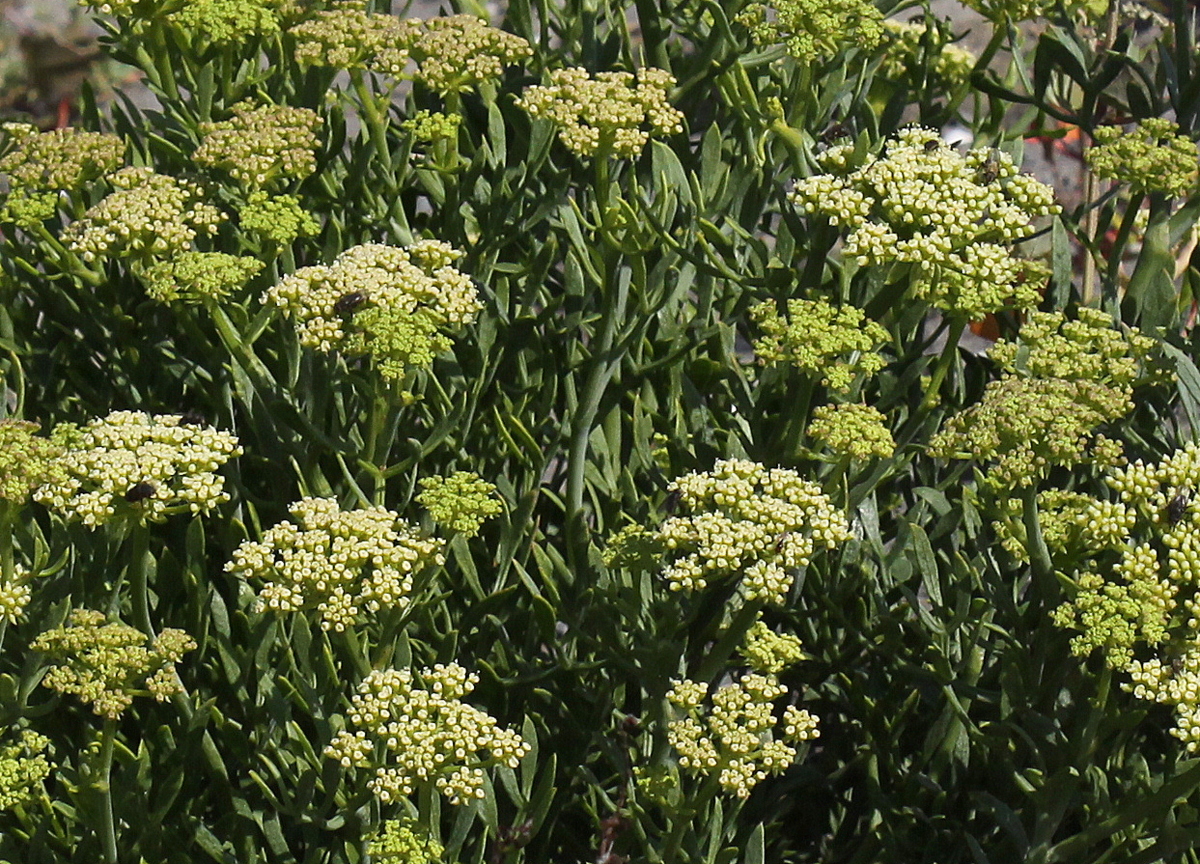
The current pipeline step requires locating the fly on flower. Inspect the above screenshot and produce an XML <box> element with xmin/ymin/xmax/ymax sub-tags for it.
<box><xmin>1168</xmin><ymin>487</ymin><xmax>1192</xmax><ymax>525</ymax></box>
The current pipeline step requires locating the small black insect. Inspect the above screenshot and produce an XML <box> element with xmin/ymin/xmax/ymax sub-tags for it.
<box><xmin>923</xmin><ymin>139</ymin><xmax>941</xmax><ymax>152</ymax></box>
<box><xmin>333</xmin><ymin>291</ymin><xmax>367</xmax><ymax>315</ymax></box>
<box><xmin>819</xmin><ymin>122</ymin><xmax>849</xmax><ymax>147</ymax></box>
<box><xmin>664</xmin><ymin>488</ymin><xmax>682</xmax><ymax>515</ymax></box>
<box><xmin>124</xmin><ymin>482</ymin><xmax>157</xmax><ymax>503</ymax></box>
<box><xmin>179</xmin><ymin>410</ymin><xmax>207</xmax><ymax>427</ymax></box>
<box><xmin>775</xmin><ymin>532</ymin><xmax>793</xmax><ymax>554</ymax></box>
<box><xmin>1169</xmin><ymin>488</ymin><xmax>1192</xmax><ymax>524</ymax></box>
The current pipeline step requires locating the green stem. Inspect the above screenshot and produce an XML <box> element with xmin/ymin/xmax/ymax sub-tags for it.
<box><xmin>920</xmin><ymin>316</ymin><xmax>966</xmax><ymax>411</ymax></box>
<box><xmin>564</xmin><ymin>252</ymin><xmax>628</xmax><ymax>525</ymax></box>
<box><xmin>128</xmin><ymin>523</ymin><xmax>155</xmax><ymax>639</ymax></box>
<box><xmin>660</xmin><ymin>773</ymin><xmax>721</xmax><ymax>864</ymax></box>
<box><xmin>1021</xmin><ymin>485</ymin><xmax>1055</xmax><ymax>602</ymax></box>
<box><xmin>98</xmin><ymin>718</ymin><xmax>118</xmax><ymax>864</ymax></box>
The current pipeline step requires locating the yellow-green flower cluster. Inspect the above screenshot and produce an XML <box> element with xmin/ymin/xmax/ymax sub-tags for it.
<box><xmin>808</xmin><ymin>403</ymin><xmax>895</xmax><ymax>460</ymax></box>
<box><xmin>737</xmin><ymin>0</ymin><xmax>885</xmax><ymax>62</ymax></box>
<box><xmin>140</xmin><ymin>251</ymin><xmax>264</xmax><ymax>304</ymax></box>
<box><xmin>989</xmin><ymin>307</ymin><xmax>1158</xmax><ymax>387</ymax></box>
<box><xmin>516</xmin><ymin>67</ymin><xmax>684</xmax><ymax>158</ymax></box>
<box><xmin>1040</xmin><ymin>443</ymin><xmax>1200</xmax><ymax>749</ymax></box>
<box><xmin>930</xmin><ymin>309</ymin><xmax>1154</xmax><ymax>488</ymax></box>
<box><xmin>657</xmin><ymin>459</ymin><xmax>850</xmax><ymax>604</ymax></box>
<box><xmin>62</xmin><ymin>168</ymin><xmax>224</xmax><ymax>264</ymax></box>
<box><xmin>171</xmin><ymin>0</ymin><xmax>282</xmax><ymax>43</ymax></box>
<box><xmin>1088</xmin><ymin>119</ymin><xmax>1199</xmax><ymax>198</ymax></box>
<box><xmin>0</xmin><ymin>420</ymin><xmax>66</xmax><ymax>503</ymax></box>
<box><xmin>34</xmin><ymin>411</ymin><xmax>242</xmax><ymax>527</ymax></box>
<box><xmin>751</xmin><ymin>298</ymin><xmax>887</xmax><ymax>391</ymax></box>
<box><xmin>263</xmin><ymin>241</ymin><xmax>482</xmax><ymax>378</ymax></box>
<box><xmin>880</xmin><ymin>20</ymin><xmax>975</xmax><ymax>89</ymax></box>
<box><xmin>289</xmin><ymin>3</ymin><xmax>411</xmax><ymax>76</ymax></box>
<box><xmin>0</xmin><ymin>565</ymin><xmax>33</xmax><ymax>626</ymax></box>
<box><xmin>929</xmin><ymin>376</ymin><xmax>1127</xmax><ymax>488</ymax></box>
<box><xmin>238</xmin><ymin>192</ymin><xmax>319</xmax><ymax>245</ymax></box>
<box><xmin>225</xmin><ymin>497</ymin><xmax>445</xmax><ymax>632</ymax></box>
<box><xmin>194</xmin><ymin>102</ymin><xmax>322</xmax><ymax>190</ymax></box>
<box><xmin>323</xmin><ymin>663</ymin><xmax>531</xmax><ymax>805</ymax></box>
<box><xmin>792</xmin><ymin>127</ymin><xmax>1059</xmax><ymax>317</ymax></box>
<box><xmin>993</xmin><ymin>488</ymin><xmax>1097</xmax><ymax>562</ymax></box>
<box><xmin>0</xmin><ymin>730</ymin><xmax>52</xmax><ymax>811</ymax></box>
<box><xmin>666</xmin><ymin>670</ymin><xmax>818</xmax><ymax>799</ymax></box>
<box><xmin>1</xmin><ymin>191</ymin><xmax>57</xmax><ymax>230</ymax></box>
<box><xmin>407</xmin><ymin>15</ymin><xmax>532</xmax><ymax>94</ymax></box>
<box><xmin>417</xmin><ymin>472</ymin><xmax>503</xmax><ymax>538</ymax></box>
<box><xmin>0</xmin><ymin>125</ymin><xmax>123</xmax><ymax>192</ymax></box>
<box><xmin>739</xmin><ymin>620</ymin><xmax>805</xmax><ymax>674</ymax></box>
<box><xmin>32</xmin><ymin>609</ymin><xmax>195</xmax><ymax>719</ymax></box>
<box><xmin>402</xmin><ymin>111</ymin><xmax>461</xmax><ymax>145</ymax></box>
<box><xmin>368</xmin><ymin>821</ymin><xmax>444</xmax><ymax>863</ymax></box>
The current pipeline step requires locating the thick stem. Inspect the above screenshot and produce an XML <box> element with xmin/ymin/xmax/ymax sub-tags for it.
<box><xmin>98</xmin><ymin>718</ymin><xmax>119</xmax><ymax>864</ymax></box>
<box><xmin>920</xmin><ymin>317</ymin><xmax>966</xmax><ymax>411</ymax></box>
<box><xmin>128</xmin><ymin>523</ymin><xmax>155</xmax><ymax>639</ymax></box>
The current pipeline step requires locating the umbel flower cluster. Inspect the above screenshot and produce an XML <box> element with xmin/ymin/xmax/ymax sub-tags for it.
<box><xmin>367</xmin><ymin>820</ymin><xmax>444</xmax><ymax>864</ymax></box>
<box><xmin>0</xmin><ymin>565</ymin><xmax>34</xmax><ymax>626</ymax></box>
<box><xmin>289</xmin><ymin>3</ymin><xmax>413</xmax><ymax>77</ymax></box>
<box><xmin>929</xmin><ymin>308</ymin><xmax>1156</xmax><ymax>489</ymax></box>
<box><xmin>323</xmin><ymin>663</ymin><xmax>531</xmax><ymax>805</ymax></box>
<box><xmin>263</xmin><ymin>241</ymin><xmax>482</xmax><ymax>379</ymax></box>
<box><xmin>417</xmin><ymin>472</ymin><xmax>503</xmax><ymax>538</ymax></box>
<box><xmin>32</xmin><ymin>609</ymin><xmax>196</xmax><ymax>719</ymax></box>
<box><xmin>664</xmin><ymin>622</ymin><xmax>818</xmax><ymax>798</ymax></box>
<box><xmin>140</xmin><ymin>251</ymin><xmax>265</xmax><ymax>304</ymax></box>
<box><xmin>194</xmin><ymin>102</ymin><xmax>322</xmax><ymax>190</ymax></box>
<box><xmin>737</xmin><ymin>0</ymin><xmax>885</xmax><ymax>63</ymax></box>
<box><xmin>880</xmin><ymin>20</ymin><xmax>975</xmax><ymax>89</ymax></box>
<box><xmin>808</xmin><ymin>403</ymin><xmax>895</xmax><ymax>460</ymax></box>
<box><xmin>1040</xmin><ymin>443</ymin><xmax>1200</xmax><ymax>750</ymax></box>
<box><xmin>751</xmin><ymin>298</ymin><xmax>887</xmax><ymax>391</ymax></box>
<box><xmin>404</xmin><ymin>14</ymin><xmax>532</xmax><ymax>94</ymax></box>
<box><xmin>239</xmin><ymin>192</ymin><xmax>319</xmax><ymax>245</ymax></box>
<box><xmin>0</xmin><ymin>420</ymin><xmax>66</xmax><ymax>504</ymax></box>
<box><xmin>0</xmin><ymin>125</ymin><xmax>124</xmax><ymax>229</ymax></box>
<box><xmin>225</xmin><ymin>497</ymin><xmax>445</xmax><ymax>632</ymax></box>
<box><xmin>62</xmin><ymin>168</ymin><xmax>224</xmax><ymax>264</ymax></box>
<box><xmin>0</xmin><ymin>125</ymin><xmax>123</xmax><ymax>192</ymax></box>
<box><xmin>1087</xmin><ymin>118</ymin><xmax>1200</xmax><ymax>198</ymax></box>
<box><xmin>169</xmin><ymin>0</ymin><xmax>284</xmax><ymax>44</ymax></box>
<box><xmin>516</xmin><ymin>67</ymin><xmax>684</xmax><ymax>158</ymax></box>
<box><xmin>0</xmin><ymin>730</ymin><xmax>53</xmax><ymax>812</ymax></box>
<box><xmin>34</xmin><ymin>411</ymin><xmax>242</xmax><ymax>527</ymax></box>
<box><xmin>791</xmin><ymin>127</ymin><xmax>1059</xmax><ymax>318</ymax></box>
<box><xmin>652</xmin><ymin>459</ymin><xmax>850</xmax><ymax>605</ymax></box>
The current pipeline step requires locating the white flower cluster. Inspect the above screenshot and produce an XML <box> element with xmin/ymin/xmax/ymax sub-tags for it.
<box><xmin>666</xmin><ymin>671</ymin><xmax>818</xmax><ymax>799</ymax></box>
<box><xmin>791</xmin><ymin>127</ymin><xmax>1059</xmax><ymax>317</ymax></box>
<box><xmin>516</xmin><ymin>67</ymin><xmax>684</xmax><ymax>158</ymax></box>
<box><xmin>225</xmin><ymin>497</ymin><xmax>445</xmax><ymax>632</ymax></box>
<box><xmin>34</xmin><ymin>412</ymin><xmax>241</xmax><ymax>527</ymax></box>
<box><xmin>323</xmin><ymin>663</ymin><xmax>531</xmax><ymax>805</ymax></box>
<box><xmin>263</xmin><ymin>241</ymin><xmax>481</xmax><ymax>378</ymax></box>
<box><xmin>658</xmin><ymin>459</ymin><xmax>849</xmax><ymax>604</ymax></box>
<box><xmin>62</xmin><ymin>168</ymin><xmax>224</xmax><ymax>263</ymax></box>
